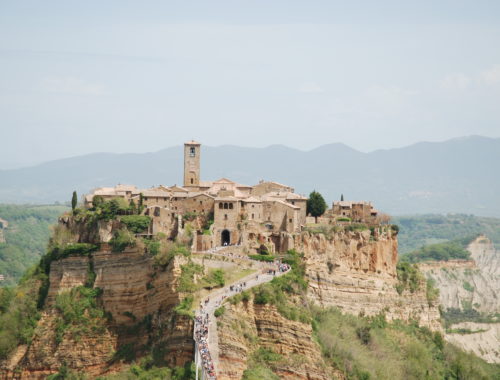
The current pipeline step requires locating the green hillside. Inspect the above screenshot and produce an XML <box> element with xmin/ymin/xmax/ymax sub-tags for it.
<box><xmin>393</xmin><ymin>214</ymin><xmax>500</xmax><ymax>254</ymax></box>
<box><xmin>0</xmin><ymin>204</ymin><xmax>68</xmax><ymax>286</ymax></box>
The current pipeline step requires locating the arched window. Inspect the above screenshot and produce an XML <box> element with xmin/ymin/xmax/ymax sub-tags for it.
<box><xmin>229</xmin><ymin>203</ymin><xmax>233</xmax><ymax>209</ymax></box>
<box><xmin>224</xmin><ymin>203</ymin><xmax>228</xmax><ymax>209</ymax></box>
<box><xmin>219</xmin><ymin>203</ymin><xmax>223</xmax><ymax>209</ymax></box>
<box><xmin>191</xmin><ymin>178</ymin><xmax>194</xmax><ymax>184</ymax></box>
<box><xmin>190</xmin><ymin>147</ymin><xmax>196</xmax><ymax>157</ymax></box>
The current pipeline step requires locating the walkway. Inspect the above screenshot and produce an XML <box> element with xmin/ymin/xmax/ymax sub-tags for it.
<box><xmin>193</xmin><ymin>250</ymin><xmax>290</xmax><ymax>380</ymax></box>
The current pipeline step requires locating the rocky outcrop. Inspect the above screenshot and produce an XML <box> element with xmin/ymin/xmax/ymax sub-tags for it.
<box><xmin>217</xmin><ymin>298</ymin><xmax>338</xmax><ymax>380</ymax></box>
<box><xmin>2</xmin><ymin>249</ymin><xmax>194</xmax><ymax>379</ymax></box>
<box><xmin>417</xmin><ymin>236</ymin><xmax>500</xmax><ymax>364</ymax></box>
<box><xmin>445</xmin><ymin>322</ymin><xmax>500</xmax><ymax>364</ymax></box>
<box><xmin>419</xmin><ymin>235</ymin><xmax>500</xmax><ymax>314</ymax></box>
<box><xmin>295</xmin><ymin>228</ymin><xmax>441</xmax><ymax>330</ymax></box>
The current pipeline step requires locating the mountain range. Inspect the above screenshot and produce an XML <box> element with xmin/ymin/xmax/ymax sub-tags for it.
<box><xmin>0</xmin><ymin>135</ymin><xmax>499</xmax><ymax>217</ymax></box>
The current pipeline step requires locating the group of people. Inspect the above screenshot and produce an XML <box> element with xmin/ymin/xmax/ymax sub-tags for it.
<box><xmin>193</xmin><ymin>260</ymin><xmax>291</xmax><ymax>379</ymax></box>
<box><xmin>194</xmin><ymin>310</ymin><xmax>217</xmax><ymax>379</ymax></box>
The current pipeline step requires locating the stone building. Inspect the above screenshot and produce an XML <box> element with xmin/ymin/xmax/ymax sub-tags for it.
<box><xmin>329</xmin><ymin>200</ymin><xmax>378</xmax><ymax>223</ymax></box>
<box><xmin>84</xmin><ymin>141</ymin><xmax>308</xmax><ymax>254</ymax></box>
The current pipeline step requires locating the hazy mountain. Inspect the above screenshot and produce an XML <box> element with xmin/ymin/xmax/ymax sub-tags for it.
<box><xmin>0</xmin><ymin>136</ymin><xmax>499</xmax><ymax>216</ymax></box>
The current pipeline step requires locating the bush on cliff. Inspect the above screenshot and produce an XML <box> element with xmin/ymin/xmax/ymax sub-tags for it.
<box><xmin>54</xmin><ymin>286</ymin><xmax>106</xmax><ymax>344</ymax></box>
<box><xmin>109</xmin><ymin>229</ymin><xmax>136</xmax><ymax>252</ymax></box>
<box><xmin>120</xmin><ymin>215</ymin><xmax>151</xmax><ymax>233</ymax></box>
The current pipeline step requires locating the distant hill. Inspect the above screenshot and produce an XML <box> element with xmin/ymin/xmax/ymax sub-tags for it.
<box><xmin>0</xmin><ymin>204</ymin><xmax>69</xmax><ymax>286</ymax></box>
<box><xmin>1</xmin><ymin>135</ymin><xmax>499</xmax><ymax>216</ymax></box>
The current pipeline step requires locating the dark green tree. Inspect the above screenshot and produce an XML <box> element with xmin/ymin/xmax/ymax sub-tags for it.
<box><xmin>307</xmin><ymin>191</ymin><xmax>327</xmax><ymax>222</ymax></box>
<box><xmin>129</xmin><ymin>199</ymin><xmax>137</xmax><ymax>214</ymax></box>
<box><xmin>341</xmin><ymin>194</ymin><xmax>344</xmax><ymax>201</ymax></box>
<box><xmin>138</xmin><ymin>193</ymin><xmax>144</xmax><ymax>214</ymax></box>
<box><xmin>71</xmin><ymin>191</ymin><xmax>77</xmax><ymax>211</ymax></box>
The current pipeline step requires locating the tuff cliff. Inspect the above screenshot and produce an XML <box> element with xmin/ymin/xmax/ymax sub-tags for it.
<box><xmin>217</xmin><ymin>297</ymin><xmax>340</xmax><ymax>380</ymax></box>
<box><xmin>418</xmin><ymin>235</ymin><xmax>500</xmax><ymax>363</ymax></box>
<box><xmin>1</xmin><ymin>238</ymin><xmax>195</xmax><ymax>378</ymax></box>
<box><xmin>296</xmin><ymin>227</ymin><xmax>441</xmax><ymax>330</ymax></box>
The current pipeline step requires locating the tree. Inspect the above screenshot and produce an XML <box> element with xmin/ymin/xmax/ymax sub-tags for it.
<box><xmin>71</xmin><ymin>191</ymin><xmax>77</xmax><ymax>211</ymax></box>
<box><xmin>138</xmin><ymin>193</ymin><xmax>144</xmax><ymax>214</ymax></box>
<box><xmin>341</xmin><ymin>194</ymin><xmax>344</xmax><ymax>201</ymax></box>
<box><xmin>307</xmin><ymin>191</ymin><xmax>327</xmax><ymax>222</ymax></box>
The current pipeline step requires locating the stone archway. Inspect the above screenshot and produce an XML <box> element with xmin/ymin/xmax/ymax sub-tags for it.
<box><xmin>221</xmin><ymin>229</ymin><xmax>230</xmax><ymax>246</ymax></box>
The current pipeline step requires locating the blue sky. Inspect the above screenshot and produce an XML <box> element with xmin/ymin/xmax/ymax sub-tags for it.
<box><xmin>1</xmin><ymin>1</ymin><xmax>500</xmax><ymax>168</ymax></box>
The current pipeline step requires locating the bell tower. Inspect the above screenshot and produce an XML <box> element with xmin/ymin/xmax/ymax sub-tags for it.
<box><xmin>183</xmin><ymin>140</ymin><xmax>201</xmax><ymax>187</ymax></box>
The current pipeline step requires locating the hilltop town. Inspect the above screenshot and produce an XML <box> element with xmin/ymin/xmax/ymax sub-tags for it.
<box><xmin>84</xmin><ymin>141</ymin><xmax>379</xmax><ymax>254</ymax></box>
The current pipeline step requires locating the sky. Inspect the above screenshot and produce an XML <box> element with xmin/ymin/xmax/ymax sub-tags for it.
<box><xmin>1</xmin><ymin>0</ymin><xmax>500</xmax><ymax>169</ymax></box>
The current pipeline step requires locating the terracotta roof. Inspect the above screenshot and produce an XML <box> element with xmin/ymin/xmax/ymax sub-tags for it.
<box><xmin>185</xmin><ymin>140</ymin><xmax>201</xmax><ymax>145</ymax></box>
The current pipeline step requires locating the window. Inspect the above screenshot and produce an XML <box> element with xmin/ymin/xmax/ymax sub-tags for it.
<box><xmin>252</xmin><ymin>213</ymin><xmax>254</xmax><ymax>219</ymax></box>
<box><xmin>190</xmin><ymin>146</ymin><xmax>196</xmax><ymax>157</ymax></box>
<box><xmin>219</xmin><ymin>203</ymin><xmax>223</xmax><ymax>209</ymax></box>
<box><xmin>224</xmin><ymin>203</ymin><xmax>228</xmax><ymax>209</ymax></box>
<box><xmin>252</xmin><ymin>204</ymin><xmax>254</xmax><ymax>208</ymax></box>
<box><xmin>191</xmin><ymin>178</ymin><xmax>194</xmax><ymax>184</ymax></box>
<box><xmin>229</xmin><ymin>203</ymin><xmax>233</xmax><ymax>209</ymax></box>
<box><xmin>289</xmin><ymin>218</ymin><xmax>292</xmax><ymax>223</ymax></box>
<box><xmin>224</xmin><ymin>214</ymin><xmax>228</xmax><ymax>220</ymax></box>
<box><xmin>291</xmin><ymin>201</ymin><xmax>295</xmax><ymax>205</ymax></box>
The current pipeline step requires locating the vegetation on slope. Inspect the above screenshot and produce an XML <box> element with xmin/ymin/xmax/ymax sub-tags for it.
<box><xmin>229</xmin><ymin>250</ymin><xmax>499</xmax><ymax>380</ymax></box>
<box><xmin>0</xmin><ymin>204</ymin><xmax>68</xmax><ymax>286</ymax></box>
<box><xmin>314</xmin><ymin>308</ymin><xmax>500</xmax><ymax>380</ymax></box>
<box><xmin>393</xmin><ymin>214</ymin><xmax>500</xmax><ymax>254</ymax></box>
<box><xmin>401</xmin><ymin>239</ymin><xmax>473</xmax><ymax>263</ymax></box>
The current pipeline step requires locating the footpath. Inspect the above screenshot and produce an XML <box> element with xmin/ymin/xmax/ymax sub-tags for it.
<box><xmin>193</xmin><ymin>250</ymin><xmax>290</xmax><ymax>380</ymax></box>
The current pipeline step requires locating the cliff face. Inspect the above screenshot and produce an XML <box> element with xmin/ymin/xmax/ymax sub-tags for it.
<box><xmin>419</xmin><ymin>236</ymin><xmax>500</xmax><ymax>314</ymax></box>
<box><xmin>295</xmin><ymin>228</ymin><xmax>441</xmax><ymax>331</ymax></box>
<box><xmin>217</xmin><ymin>298</ymin><xmax>340</xmax><ymax>380</ymax></box>
<box><xmin>3</xmin><ymin>248</ymin><xmax>194</xmax><ymax>379</ymax></box>
<box><xmin>418</xmin><ymin>236</ymin><xmax>500</xmax><ymax>363</ymax></box>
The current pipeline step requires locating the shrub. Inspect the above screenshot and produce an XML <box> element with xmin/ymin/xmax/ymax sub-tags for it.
<box><xmin>202</xmin><ymin>269</ymin><xmax>225</xmax><ymax>288</ymax></box>
<box><xmin>174</xmin><ymin>296</ymin><xmax>194</xmax><ymax>318</ymax></box>
<box><xmin>463</xmin><ymin>281</ymin><xmax>474</xmax><ymax>292</ymax></box>
<box><xmin>109</xmin><ymin>229</ymin><xmax>136</xmax><ymax>252</ymax></box>
<box><xmin>178</xmin><ymin>261</ymin><xmax>203</xmax><ymax>293</ymax></box>
<box><xmin>214</xmin><ymin>306</ymin><xmax>225</xmax><ymax>318</ymax></box>
<box><xmin>54</xmin><ymin>286</ymin><xmax>106</xmax><ymax>344</ymax></box>
<box><xmin>61</xmin><ymin>243</ymin><xmax>99</xmax><ymax>257</ymax></box>
<box><xmin>337</xmin><ymin>217</ymin><xmax>351</xmax><ymax>222</ymax></box>
<box><xmin>249</xmin><ymin>254</ymin><xmax>275</xmax><ymax>262</ymax></box>
<box><xmin>120</xmin><ymin>215</ymin><xmax>151</xmax><ymax>233</ymax></box>
<box><xmin>395</xmin><ymin>262</ymin><xmax>423</xmax><ymax>294</ymax></box>
<box><xmin>154</xmin><ymin>242</ymin><xmax>190</xmax><ymax>268</ymax></box>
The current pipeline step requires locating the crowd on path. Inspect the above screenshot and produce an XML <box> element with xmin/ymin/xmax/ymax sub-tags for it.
<box><xmin>194</xmin><ymin>310</ymin><xmax>216</xmax><ymax>379</ymax></box>
<box><xmin>192</xmin><ymin>253</ymin><xmax>291</xmax><ymax>380</ymax></box>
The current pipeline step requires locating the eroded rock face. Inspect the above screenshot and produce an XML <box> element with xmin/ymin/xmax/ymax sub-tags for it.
<box><xmin>418</xmin><ymin>236</ymin><xmax>500</xmax><ymax>363</ymax></box>
<box><xmin>217</xmin><ymin>299</ymin><xmax>339</xmax><ymax>380</ymax></box>
<box><xmin>2</xmin><ymin>250</ymin><xmax>194</xmax><ymax>379</ymax></box>
<box><xmin>420</xmin><ymin>236</ymin><xmax>500</xmax><ymax>314</ymax></box>
<box><xmin>296</xmin><ymin>229</ymin><xmax>441</xmax><ymax>331</ymax></box>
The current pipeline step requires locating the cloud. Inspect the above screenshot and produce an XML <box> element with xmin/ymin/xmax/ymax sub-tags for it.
<box><xmin>440</xmin><ymin>73</ymin><xmax>471</xmax><ymax>90</ymax></box>
<box><xmin>41</xmin><ymin>76</ymin><xmax>106</xmax><ymax>95</ymax></box>
<box><xmin>479</xmin><ymin>65</ymin><xmax>500</xmax><ymax>85</ymax></box>
<box><xmin>298</xmin><ymin>82</ymin><xmax>324</xmax><ymax>93</ymax></box>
